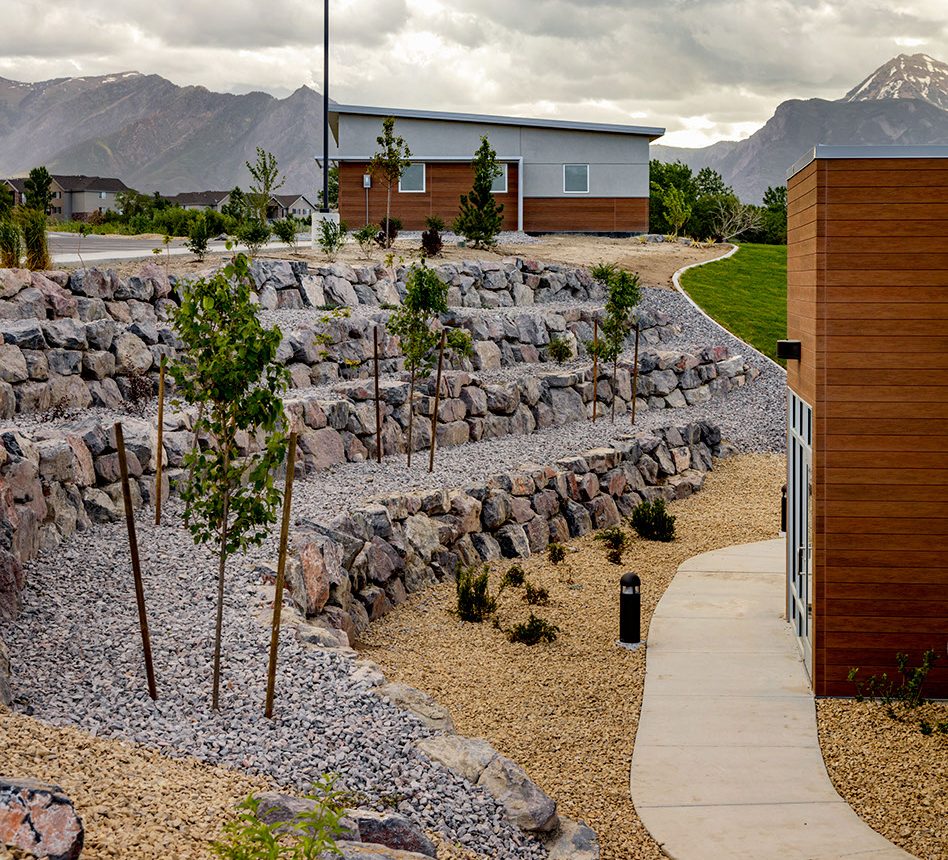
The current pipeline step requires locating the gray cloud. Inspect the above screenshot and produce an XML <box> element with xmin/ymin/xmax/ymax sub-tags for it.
<box><xmin>1</xmin><ymin>0</ymin><xmax>947</xmax><ymax>146</ymax></box>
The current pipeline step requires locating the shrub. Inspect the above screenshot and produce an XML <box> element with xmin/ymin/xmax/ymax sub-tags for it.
<box><xmin>272</xmin><ymin>217</ymin><xmax>300</xmax><ymax>250</ymax></box>
<box><xmin>421</xmin><ymin>215</ymin><xmax>445</xmax><ymax>257</ymax></box>
<box><xmin>186</xmin><ymin>212</ymin><xmax>210</xmax><ymax>260</ymax></box>
<box><xmin>848</xmin><ymin>650</ymin><xmax>938</xmax><ymax>711</ymax></box>
<box><xmin>376</xmin><ymin>216</ymin><xmax>401</xmax><ymax>247</ymax></box>
<box><xmin>508</xmin><ymin>613</ymin><xmax>559</xmax><ymax>645</ymax></box>
<box><xmin>122</xmin><ymin>370</ymin><xmax>153</xmax><ymax>417</ymax></box>
<box><xmin>317</xmin><ymin>218</ymin><xmax>348</xmax><ymax>261</ymax></box>
<box><xmin>501</xmin><ymin>564</ymin><xmax>525</xmax><ymax>589</ymax></box>
<box><xmin>0</xmin><ymin>218</ymin><xmax>20</xmax><ymax>267</ymax></box>
<box><xmin>590</xmin><ymin>262</ymin><xmax>619</xmax><ymax>283</ymax></box>
<box><xmin>630</xmin><ymin>498</ymin><xmax>676</xmax><ymax>542</ymax></box>
<box><xmin>453</xmin><ymin>136</ymin><xmax>504</xmax><ymax>248</ymax></box>
<box><xmin>456</xmin><ymin>564</ymin><xmax>496</xmax><ymax>622</ymax></box>
<box><xmin>547</xmin><ymin>337</ymin><xmax>572</xmax><ymax>363</ymax></box>
<box><xmin>236</xmin><ymin>219</ymin><xmax>271</xmax><ymax>259</ymax></box>
<box><xmin>354</xmin><ymin>224</ymin><xmax>376</xmax><ymax>259</ymax></box>
<box><xmin>547</xmin><ymin>542</ymin><xmax>566</xmax><ymax>564</ymax></box>
<box><xmin>523</xmin><ymin>582</ymin><xmax>549</xmax><ymax>606</ymax></box>
<box><xmin>595</xmin><ymin>526</ymin><xmax>628</xmax><ymax>564</ymax></box>
<box><xmin>16</xmin><ymin>207</ymin><xmax>50</xmax><ymax>270</ymax></box>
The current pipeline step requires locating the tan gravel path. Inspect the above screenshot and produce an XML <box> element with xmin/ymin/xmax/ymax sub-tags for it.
<box><xmin>818</xmin><ymin>699</ymin><xmax>948</xmax><ymax>860</ymax></box>
<box><xmin>0</xmin><ymin>710</ymin><xmax>271</xmax><ymax>858</ymax></box>
<box><xmin>360</xmin><ymin>453</ymin><xmax>786</xmax><ymax>860</ymax></box>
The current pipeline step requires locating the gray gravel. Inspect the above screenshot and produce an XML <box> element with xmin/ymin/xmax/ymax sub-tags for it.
<box><xmin>2</xmin><ymin>499</ymin><xmax>546</xmax><ymax>858</ymax></box>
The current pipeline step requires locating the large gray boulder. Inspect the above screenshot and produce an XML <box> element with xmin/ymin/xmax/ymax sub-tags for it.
<box><xmin>545</xmin><ymin>816</ymin><xmax>600</xmax><ymax>859</ymax></box>
<box><xmin>477</xmin><ymin>754</ymin><xmax>559</xmax><ymax>833</ymax></box>
<box><xmin>374</xmin><ymin>682</ymin><xmax>455</xmax><ymax>733</ymax></box>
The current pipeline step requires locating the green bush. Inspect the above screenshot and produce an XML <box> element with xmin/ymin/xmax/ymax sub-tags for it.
<box><xmin>376</xmin><ymin>216</ymin><xmax>401</xmax><ymax>247</ymax></box>
<box><xmin>186</xmin><ymin>212</ymin><xmax>210</xmax><ymax>260</ymax></box>
<box><xmin>456</xmin><ymin>564</ymin><xmax>496</xmax><ymax>622</ymax></box>
<box><xmin>590</xmin><ymin>262</ymin><xmax>619</xmax><ymax>283</ymax></box>
<box><xmin>547</xmin><ymin>337</ymin><xmax>572</xmax><ymax>363</ymax></box>
<box><xmin>236</xmin><ymin>219</ymin><xmax>272</xmax><ymax>259</ymax></box>
<box><xmin>849</xmin><ymin>650</ymin><xmax>938</xmax><ymax>711</ymax></box>
<box><xmin>508</xmin><ymin>613</ymin><xmax>559</xmax><ymax>645</ymax></box>
<box><xmin>629</xmin><ymin>498</ymin><xmax>676</xmax><ymax>542</ymax></box>
<box><xmin>0</xmin><ymin>218</ymin><xmax>20</xmax><ymax>267</ymax></box>
<box><xmin>595</xmin><ymin>526</ymin><xmax>629</xmax><ymax>564</ymax></box>
<box><xmin>523</xmin><ymin>582</ymin><xmax>549</xmax><ymax>606</ymax></box>
<box><xmin>500</xmin><ymin>564</ymin><xmax>525</xmax><ymax>589</ymax></box>
<box><xmin>421</xmin><ymin>215</ymin><xmax>444</xmax><ymax>257</ymax></box>
<box><xmin>354</xmin><ymin>224</ymin><xmax>376</xmax><ymax>258</ymax></box>
<box><xmin>16</xmin><ymin>208</ymin><xmax>50</xmax><ymax>270</ymax></box>
<box><xmin>272</xmin><ymin>217</ymin><xmax>300</xmax><ymax>249</ymax></box>
<box><xmin>316</xmin><ymin>218</ymin><xmax>348</xmax><ymax>261</ymax></box>
<box><xmin>547</xmin><ymin>543</ymin><xmax>566</xmax><ymax>564</ymax></box>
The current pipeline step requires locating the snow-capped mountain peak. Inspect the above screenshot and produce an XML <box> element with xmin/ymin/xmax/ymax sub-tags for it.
<box><xmin>843</xmin><ymin>52</ymin><xmax>948</xmax><ymax>112</ymax></box>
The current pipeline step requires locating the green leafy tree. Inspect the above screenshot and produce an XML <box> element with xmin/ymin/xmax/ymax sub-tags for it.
<box><xmin>370</xmin><ymin>117</ymin><xmax>412</xmax><ymax>249</ymax></box>
<box><xmin>662</xmin><ymin>186</ymin><xmax>692</xmax><ymax>238</ymax></box>
<box><xmin>316</xmin><ymin>166</ymin><xmax>339</xmax><ymax>210</ymax></box>
<box><xmin>353</xmin><ymin>224</ymin><xmax>376</xmax><ymax>259</ymax></box>
<box><xmin>236</xmin><ymin>219</ymin><xmax>272</xmax><ymax>259</ymax></box>
<box><xmin>588</xmin><ymin>269</ymin><xmax>641</xmax><ymax>420</ymax></box>
<box><xmin>222</xmin><ymin>187</ymin><xmax>249</xmax><ymax>222</ymax></box>
<box><xmin>246</xmin><ymin>147</ymin><xmax>285</xmax><ymax>223</ymax></box>
<box><xmin>760</xmin><ymin>185</ymin><xmax>788</xmax><ymax>244</ymax></box>
<box><xmin>387</xmin><ymin>262</ymin><xmax>471</xmax><ymax>466</ymax></box>
<box><xmin>315</xmin><ymin>218</ymin><xmax>348</xmax><ymax>261</ymax></box>
<box><xmin>695</xmin><ymin>167</ymin><xmax>732</xmax><ymax>198</ymax></box>
<box><xmin>24</xmin><ymin>166</ymin><xmax>53</xmax><ymax>213</ymax></box>
<box><xmin>453</xmin><ymin>136</ymin><xmax>504</xmax><ymax>248</ymax></box>
<box><xmin>272</xmin><ymin>217</ymin><xmax>300</xmax><ymax>251</ymax></box>
<box><xmin>170</xmin><ymin>252</ymin><xmax>290</xmax><ymax>710</ymax></box>
<box><xmin>649</xmin><ymin>160</ymin><xmax>696</xmax><ymax>234</ymax></box>
<box><xmin>186</xmin><ymin>212</ymin><xmax>210</xmax><ymax>260</ymax></box>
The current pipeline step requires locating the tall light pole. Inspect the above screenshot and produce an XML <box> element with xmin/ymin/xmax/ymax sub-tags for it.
<box><xmin>321</xmin><ymin>0</ymin><xmax>330</xmax><ymax>214</ymax></box>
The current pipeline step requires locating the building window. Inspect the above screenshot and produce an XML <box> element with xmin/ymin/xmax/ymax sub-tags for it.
<box><xmin>491</xmin><ymin>163</ymin><xmax>508</xmax><ymax>194</ymax></box>
<box><xmin>98</xmin><ymin>191</ymin><xmax>107</xmax><ymax>199</ymax></box>
<box><xmin>399</xmin><ymin>163</ymin><xmax>426</xmax><ymax>193</ymax></box>
<box><xmin>564</xmin><ymin>164</ymin><xmax>589</xmax><ymax>193</ymax></box>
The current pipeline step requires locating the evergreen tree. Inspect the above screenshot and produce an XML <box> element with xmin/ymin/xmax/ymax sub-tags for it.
<box><xmin>453</xmin><ymin>136</ymin><xmax>505</xmax><ymax>248</ymax></box>
<box><xmin>24</xmin><ymin>166</ymin><xmax>53</xmax><ymax>213</ymax></box>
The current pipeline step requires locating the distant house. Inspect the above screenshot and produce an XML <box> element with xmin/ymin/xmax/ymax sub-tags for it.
<box><xmin>2</xmin><ymin>174</ymin><xmax>131</xmax><ymax>221</ymax></box>
<box><xmin>326</xmin><ymin>105</ymin><xmax>664</xmax><ymax>233</ymax></box>
<box><xmin>273</xmin><ymin>194</ymin><xmax>317</xmax><ymax>219</ymax></box>
<box><xmin>162</xmin><ymin>190</ymin><xmax>232</xmax><ymax>212</ymax></box>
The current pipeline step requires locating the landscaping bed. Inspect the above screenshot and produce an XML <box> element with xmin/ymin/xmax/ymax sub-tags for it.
<box><xmin>817</xmin><ymin>699</ymin><xmax>948</xmax><ymax>860</ymax></box>
<box><xmin>360</xmin><ymin>453</ymin><xmax>786</xmax><ymax>860</ymax></box>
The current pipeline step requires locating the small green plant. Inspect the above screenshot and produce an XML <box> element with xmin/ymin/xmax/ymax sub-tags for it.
<box><xmin>453</xmin><ymin>136</ymin><xmax>504</xmax><ymax>248</ymax></box>
<box><xmin>421</xmin><ymin>214</ymin><xmax>445</xmax><ymax>258</ymax></box>
<box><xmin>236</xmin><ymin>219</ymin><xmax>272</xmax><ymax>259</ymax></box>
<box><xmin>523</xmin><ymin>581</ymin><xmax>549</xmax><ymax>606</ymax></box>
<box><xmin>547</xmin><ymin>337</ymin><xmax>573</xmax><ymax>363</ymax></box>
<box><xmin>316</xmin><ymin>218</ymin><xmax>348</xmax><ymax>261</ymax></box>
<box><xmin>590</xmin><ymin>262</ymin><xmax>619</xmax><ymax>283</ymax></box>
<box><xmin>848</xmin><ymin>650</ymin><xmax>938</xmax><ymax>714</ymax></box>
<box><xmin>272</xmin><ymin>217</ymin><xmax>300</xmax><ymax>251</ymax></box>
<box><xmin>0</xmin><ymin>217</ymin><xmax>21</xmax><ymax>267</ymax></box>
<box><xmin>376</xmin><ymin>216</ymin><xmax>401</xmax><ymax>248</ymax></box>
<box><xmin>16</xmin><ymin>207</ymin><xmax>51</xmax><ymax>270</ymax></box>
<box><xmin>547</xmin><ymin>543</ymin><xmax>566</xmax><ymax>565</ymax></box>
<box><xmin>595</xmin><ymin>526</ymin><xmax>629</xmax><ymax>564</ymax></box>
<box><xmin>354</xmin><ymin>224</ymin><xmax>376</xmax><ymax>259</ymax></box>
<box><xmin>630</xmin><ymin>498</ymin><xmax>676</xmax><ymax>542</ymax></box>
<box><xmin>213</xmin><ymin>776</ymin><xmax>348</xmax><ymax>859</ymax></box>
<box><xmin>456</xmin><ymin>564</ymin><xmax>496</xmax><ymax>622</ymax></box>
<box><xmin>186</xmin><ymin>212</ymin><xmax>210</xmax><ymax>260</ymax></box>
<box><xmin>508</xmin><ymin>613</ymin><xmax>559</xmax><ymax>645</ymax></box>
<box><xmin>501</xmin><ymin>564</ymin><xmax>526</xmax><ymax>589</ymax></box>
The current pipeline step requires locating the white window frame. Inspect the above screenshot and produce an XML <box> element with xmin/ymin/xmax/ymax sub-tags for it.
<box><xmin>563</xmin><ymin>163</ymin><xmax>589</xmax><ymax>194</ymax></box>
<box><xmin>399</xmin><ymin>163</ymin><xmax>426</xmax><ymax>193</ymax></box>
<box><xmin>491</xmin><ymin>163</ymin><xmax>508</xmax><ymax>194</ymax></box>
<box><xmin>98</xmin><ymin>191</ymin><xmax>107</xmax><ymax>199</ymax></box>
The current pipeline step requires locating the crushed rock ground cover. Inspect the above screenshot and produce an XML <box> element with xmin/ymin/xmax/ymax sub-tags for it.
<box><xmin>361</xmin><ymin>453</ymin><xmax>787</xmax><ymax>860</ymax></box>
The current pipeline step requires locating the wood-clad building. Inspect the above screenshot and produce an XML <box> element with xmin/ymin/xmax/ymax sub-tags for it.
<box><xmin>327</xmin><ymin>105</ymin><xmax>663</xmax><ymax>233</ymax></box>
<box><xmin>785</xmin><ymin>145</ymin><xmax>948</xmax><ymax>697</ymax></box>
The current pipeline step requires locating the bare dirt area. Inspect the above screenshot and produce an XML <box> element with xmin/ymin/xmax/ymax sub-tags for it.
<box><xmin>97</xmin><ymin>237</ymin><xmax>731</xmax><ymax>290</ymax></box>
<box><xmin>360</xmin><ymin>453</ymin><xmax>786</xmax><ymax>860</ymax></box>
<box><xmin>0</xmin><ymin>710</ymin><xmax>270</xmax><ymax>859</ymax></box>
<box><xmin>817</xmin><ymin>699</ymin><xmax>948</xmax><ymax>860</ymax></box>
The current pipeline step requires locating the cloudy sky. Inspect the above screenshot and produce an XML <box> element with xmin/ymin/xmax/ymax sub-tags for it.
<box><xmin>3</xmin><ymin>0</ymin><xmax>947</xmax><ymax>147</ymax></box>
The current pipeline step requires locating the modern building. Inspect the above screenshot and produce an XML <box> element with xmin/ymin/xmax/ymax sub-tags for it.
<box><xmin>784</xmin><ymin>144</ymin><xmax>948</xmax><ymax>697</ymax></box>
<box><xmin>325</xmin><ymin>105</ymin><xmax>664</xmax><ymax>233</ymax></box>
<box><xmin>2</xmin><ymin>174</ymin><xmax>130</xmax><ymax>220</ymax></box>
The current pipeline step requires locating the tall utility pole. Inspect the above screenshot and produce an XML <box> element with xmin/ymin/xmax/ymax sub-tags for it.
<box><xmin>321</xmin><ymin>0</ymin><xmax>330</xmax><ymax>213</ymax></box>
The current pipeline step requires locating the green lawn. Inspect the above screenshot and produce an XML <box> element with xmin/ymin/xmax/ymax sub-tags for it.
<box><xmin>679</xmin><ymin>243</ymin><xmax>787</xmax><ymax>364</ymax></box>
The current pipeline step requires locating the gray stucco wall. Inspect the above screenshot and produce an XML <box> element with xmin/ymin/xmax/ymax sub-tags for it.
<box><xmin>336</xmin><ymin>114</ymin><xmax>651</xmax><ymax>199</ymax></box>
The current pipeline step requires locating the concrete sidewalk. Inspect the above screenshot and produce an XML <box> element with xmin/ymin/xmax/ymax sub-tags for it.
<box><xmin>630</xmin><ymin>539</ymin><xmax>914</xmax><ymax>860</ymax></box>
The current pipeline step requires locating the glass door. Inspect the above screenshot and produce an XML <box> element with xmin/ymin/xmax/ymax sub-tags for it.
<box><xmin>787</xmin><ymin>391</ymin><xmax>813</xmax><ymax>677</ymax></box>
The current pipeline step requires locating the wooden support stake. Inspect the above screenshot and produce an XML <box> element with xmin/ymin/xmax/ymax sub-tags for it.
<box><xmin>611</xmin><ymin>356</ymin><xmax>617</xmax><ymax>424</ymax></box>
<box><xmin>592</xmin><ymin>319</ymin><xmax>599</xmax><ymax>422</ymax></box>
<box><xmin>265</xmin><ymin>432</ymin><xmax>298</xmax><ymax>719</ymax></box>
<box><xmin>115</xmin><ymin>421</ymin><xmax>157</xmax><ymax>701</ymax></box>
<box><xmin>631</xmin><ymin>324</ymin><xmax>641</xmax><ymax>426</ymax></box>
<box><xmin>374</xmin><ymin>326</ymin><xmax>382</xmax><ymax>464</ymax></box>
<box><xmin>155</xmin><ymin>358</ymin><xmax>166</xmax><ymax>525</ymax></box>
<box><xmin>407</xmin><ymin>367</ymin><xmax>415</xmax><ymax>468</ymax></box>
<box><xmin>428</xmin><ymin>330</ymin><xmax>447</xmax><ymax>473</ymax></box>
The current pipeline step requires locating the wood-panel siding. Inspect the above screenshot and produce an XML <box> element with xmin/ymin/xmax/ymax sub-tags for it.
<box><xmin>522</xmin><ymin>197</ymin><xmax>648</xmax><ymax>232</ymax></box>
<box><xmin>787</xmin><ymin>155</ymin><xmax>948</xmax><ymax>697</ymax></box>
<box><xmin>338</xmin><ymin>162</ymin><xmax>519</xmax><ymax>231</ymax></box>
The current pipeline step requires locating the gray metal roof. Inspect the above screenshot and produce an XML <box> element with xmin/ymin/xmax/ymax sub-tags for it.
<box><xmin>331</xmin><ymin>104</ymin><xmax>665</xmax><ymax>139</ymax></box>
<box><xmin>788</xmin><ymin>144</ymin><xmax>948</xmax><ymax>179</ymax></box>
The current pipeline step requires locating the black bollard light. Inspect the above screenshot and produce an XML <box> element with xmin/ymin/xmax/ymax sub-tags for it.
<box><xmin>619</xmin><ymin>571</ymin><xmax>641</xmax><ymax>647</ymax></box>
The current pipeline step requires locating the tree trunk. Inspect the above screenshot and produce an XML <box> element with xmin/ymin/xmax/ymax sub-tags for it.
<box><xmin>407</xmin><ymin>365</ymin><xmax>416</xmax><ymax>467</ymax></box>
<box><xmin>385</xmin><ymin>185</ymin><xmax>393</xmax><ymax>248</ymax></box>
<box><xmin>211</xmin><ymin>490</ymin><xmax>230</xmax><ymax>711</ymax></box>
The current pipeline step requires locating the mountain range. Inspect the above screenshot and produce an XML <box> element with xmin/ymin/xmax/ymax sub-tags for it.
<box><xmin>1</xmin><ymin>53</ymin><xmax>947</xmax><ymax>202</ymax></box>
<box><xmin>0</xmin><ymin>72</ymin><xmax>332</xmax><ymax>195</ymax></box>
<box><xmin>653</xmin><ymin>54</ymin><xmax>948</xmax><ymax>201</ymax></box>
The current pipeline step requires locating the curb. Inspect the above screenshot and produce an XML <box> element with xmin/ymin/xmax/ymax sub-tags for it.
<box><xmin>671</xmin><ymin>244</ymin><xmax>786</xmax><ymax>377</ymax></box>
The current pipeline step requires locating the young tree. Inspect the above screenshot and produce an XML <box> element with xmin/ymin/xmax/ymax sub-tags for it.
<box><xmin>712</xmin><ymin>197</ymin><xmax>762</xmax><ymax>242</ymax></box>
<box><xmin>662</xmin><ymin>186</ymin><xmax>692</xmax><ymax>238</ymax></box>
<box><xmin>453</xmin><ymin>136</ymin><xmax>504</xmax><ymax>248</ymax></box>
<box><xmin>272</xmin><ymin>217</ymin><xmax>300</xmax><ymax>251</ymax></box>
<box><xmin>170</xmin><ymin>252</ymin><xmax>290</xmax><ymax>710</ymax></box>
<box><xmin>649</xmin><ymin>160</ymin><xmax>696</xmax><ymax>234</ymax></box>
<box><xmin>221</xmin><ymin>187</ymin><xmax>249</xmax><ymax>222</ymax></box>
<box><xmin>236</xmin><ymin>219</ymin><xmax>272</xmax><ymax>259</ymax></box>
<box><xmin>246</xmin><ymin>147</ymin><xmax>285</xmax><ymax>223</ymax></box>
<box><xmin>370</xmin><ymin>117</ymin><xmax>412</xmax><ymax>249</ymax></box>
<box><xmin>24</xmin><ymin>166</ymin><xmax>53</xmax><ymax>213</ymax></box>
<box><xmin>588</xmin><ymin>269</ymin><xmax>641</xmax><ymax>421</ymax></box>
<box><xmin>186</xmin><ymin>212</ymin><xmax>210</xmax><ymax>260</ymax></box>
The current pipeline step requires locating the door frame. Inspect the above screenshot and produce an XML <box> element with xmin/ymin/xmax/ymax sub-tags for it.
<box><xmin>787</xmin><ymin>391</ymin><xmax>813</xmax><ymax>678</ymax></box>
